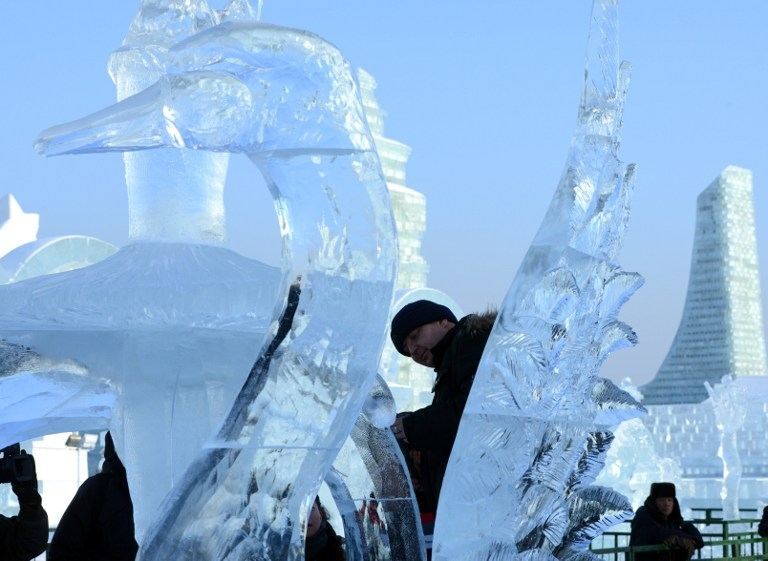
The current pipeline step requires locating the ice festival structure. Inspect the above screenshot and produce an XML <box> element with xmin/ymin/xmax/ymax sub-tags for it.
<box><xmin>357</xmin><ymin>68</ymin><xmax>464</xmax><ymax>412</ymax></box>
<box><xmin>0</xmin><ymin>195</ymin><xmax>117</xmax><ymax>525</ymax></box>
<box><xmin>641</xmin><ymin>166</ymin><xmax>768</xmax><ymax>510</ymax></box>
<box><xmin>0</xmin><ymin>194</ymin><xmax>117</xmax><ymax>284</ymax></box>
<box><xmin>0</xmin><ymin>0</ymin><xmax>646</xmax><ymax>559</ymax></box>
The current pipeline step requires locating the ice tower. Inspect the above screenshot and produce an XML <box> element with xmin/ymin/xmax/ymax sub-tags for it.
<box><xmin>358</xmin><ymin>69</ymin><xmax>451</xmax><ymax>410</ymax></box>
<box><xmin>641</xmin><ymin>166</ymin><xmax>768</xmax><ymax>507</ymax></box>
<box><xmin>357</xmin><ymin>69</ymin><xmax>428</xmax><ymax>292</ymax></box>
<box><xmin>642</xmin><ymin>166</ymin><xmax>767</xmax><ymax>405</ymax></box>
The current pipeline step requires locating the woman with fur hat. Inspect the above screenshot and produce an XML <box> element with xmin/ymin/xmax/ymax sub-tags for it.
<box><xmin>629</xmin><ymin>482</ymin><xmax>703</xmax><ymax>561</ymax></box>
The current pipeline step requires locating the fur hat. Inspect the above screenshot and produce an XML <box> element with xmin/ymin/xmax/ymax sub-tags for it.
<box><xmin>649</xmin><ymin>482</ymin><xmax>676</xmax><ymax>499</ymax></box>
<box><xmin>390</xmin><ymin>300</ymin><xmax>458</xmax><ymax>356</ymax></box>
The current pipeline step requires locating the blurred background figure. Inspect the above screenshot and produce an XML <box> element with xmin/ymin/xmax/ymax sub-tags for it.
<box><xmin>0</xmin><ymin>444</ymin><xmax>48</xmax><ymax>561</ymax></box>
<box><xmin>630</xmin><ymin>482</ymin><xmax>703</xmax><ymax>561</ymax></box>
<box><xmin>306</xmin><ymin>496</ymin><xmax>345</xmax><ymax>561</ymax></box>
<box><xmin>48</xmin><ymin>432</ymin><xmax>138</xmax><ymax>561</ymax></box>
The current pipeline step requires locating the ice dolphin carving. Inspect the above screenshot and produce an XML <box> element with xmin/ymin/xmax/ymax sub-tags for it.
<box><xmin>433</xmin><ymin>1</ymin><xmax>645</xmax><ymax>560</ymax></box>
<box><xmin>36</xmin><ymin>15</ymin><xmax>398</xmax><ymax>561</ymax></box>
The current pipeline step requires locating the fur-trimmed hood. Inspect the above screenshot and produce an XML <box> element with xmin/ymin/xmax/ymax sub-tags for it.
<box><xmin>461</xmin><ymin>310</ymin><xmax>497</xmax><ymax>337</ymax></box>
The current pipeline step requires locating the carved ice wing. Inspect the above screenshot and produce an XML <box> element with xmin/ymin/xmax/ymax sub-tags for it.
<box><xmin>433</xmin><ymin>1</ymin><xmax>639</xmax><ymax>559</ymax></box>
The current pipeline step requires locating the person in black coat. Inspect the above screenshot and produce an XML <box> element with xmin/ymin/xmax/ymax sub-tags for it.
<box><xmin>630</xmin><ymin>482</ymin><xmax>703</xmax><ymax>561</ymax></box>
<box><xmin>0</xmin><ymin>447</ymin><xmax>48</xmax><ymax>561</ymax></box>
<box><xmin>758</xmin><ymin>506</ymin><xmax>768</xmax><ymax>538</ymax></box>
<box><xmin>305</xmin><ymin>497</ymin><xmax>345</xmax><ymax>561</ymax></box>
<box><xmin>48</xmin><ymin>432</ymin><xmax>138</xmax><ymax>561</ymax></box>
<box><xmin>390</xmin><ymin>300</ymin><xmax>495</xmax><ymax>520</ymax></box>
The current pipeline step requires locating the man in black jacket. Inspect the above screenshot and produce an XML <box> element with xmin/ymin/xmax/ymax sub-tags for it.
<box><xmin>48</xmin><ymin>432</ymin><xmax>138</xmax><ymax>561</ymax></box>
<box><xmin>390</xmin><ymin>300</ymin><xmax>495</xmax><ymax>545</ymax></box>
<box><xmin>0</xmin><ymin>447</ymin><xmax>49</xmax><ymax>561</ymax></box>
<box><xmin>630</xmin><ymin>482</ymin><xmax>703</xmax><ymax>561</ymax></box>
<box><xmin>758</xmin><ymin>506</ymin><xmax>768</xmax><ymax>538</ymax></box>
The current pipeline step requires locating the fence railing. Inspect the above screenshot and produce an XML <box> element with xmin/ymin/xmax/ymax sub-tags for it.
<box><xmin>589</xmin><ymin>513</ymin><xmax>767</xmax><ymax>561</ymax></box>
<box><xmin>591</xmin><ymin>536</ymin><xmax>767</xmax><ymax>561</ymax></box>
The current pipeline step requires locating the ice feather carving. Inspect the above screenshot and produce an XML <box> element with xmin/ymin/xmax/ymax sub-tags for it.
<box><xmin>559</xmin><ymin>486</ymin><xmax>633</xmax><ymax>553</ymax></box>
<box><xmin>433</xmin><ymin>2</ymin><xmax>645</xmax><ymax>560</ymax></box>
<box><xmin>591</xmin><ymin>378</ymin><xmax>645</xmax><ymax>426</ymax></box>
<box><xmin>565</xmin><ymin>431</ymin><xmax>614</xmax><ymax>492</ymax></box>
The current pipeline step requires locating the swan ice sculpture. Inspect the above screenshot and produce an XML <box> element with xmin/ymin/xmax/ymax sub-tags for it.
<box><xmin>433</xmin><ymin>1</ymin><xmax>646</xmax><ymax>560</ymax></box>
<box><xmin>21</xmin><ymin>2</ymin><xmax>403</xmax><ymax>559</ymax></box>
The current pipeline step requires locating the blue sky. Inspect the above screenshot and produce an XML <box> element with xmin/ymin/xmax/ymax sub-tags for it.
<box><xmin>1</xmin><ymin>1</ymin><xmax>766</xmax><ymax>386</ymax></box>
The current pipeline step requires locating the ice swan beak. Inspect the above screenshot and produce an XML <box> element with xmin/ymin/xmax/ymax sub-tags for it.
<box><xmin>35</xmin><ymin>71</ymin><xmax>252</xmax><ymax>157</ymax></box>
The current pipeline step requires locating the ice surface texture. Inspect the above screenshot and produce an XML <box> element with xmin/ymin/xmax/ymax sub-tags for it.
<box><xmin>433</xmin><ymin>2</ymin><xmax>644</xmax><ymax>560</ymax></box>
<box><xmin>30</xmin><ymin>1</ymin><xmax>404</xmax><ymax>560</ymax></box>
<box><xmin>329</xmin><ymin>374</ymin><xmax>426</xmax><ymax>561</ymax></box>
<box><xmin>705</xmin><ymin>376</ymin><xmax>746</xmax><ymax>520</ymax></box>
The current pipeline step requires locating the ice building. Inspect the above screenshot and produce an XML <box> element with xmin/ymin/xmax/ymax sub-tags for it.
<box><xmin>642</xmin><ymin>166</ymin><xmax>767</xmax><ymax>404</ymax></box>
<box><xmin>358</xmin><ymin>69</ymin><xmax>428</xmax><ymax>292</ymax></box>
<box><xmin>640</xmin><ymin>166</ymin><xmax>768</xmax><ymax>507</ymax></box>
<box><xmin>358</xmin><ymin>69</ymin><xmax>460</xmax><ymax>410</ymax></box>
<box><xmin>0</xmin><ymin>194</ymin><xmax>117</xmax><ymax>284</ymax></box>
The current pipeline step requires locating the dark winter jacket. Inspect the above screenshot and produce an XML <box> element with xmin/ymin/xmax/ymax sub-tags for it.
<box><xmin>758</xmin><ymin>506</ymin><xmax>768</xmax><ymax>538</ymax></box>
<box><xmin>48</xmin><ymin>432</ymin><xmax>138</xmax><ymax>561</ymax></box>
<box><xmin>0</xmin><ymin>483</ymin><xmax>48</xmax><ymax>561</ymax></box>
<box><xmin>630</xmin><ymin>498</ymin><xmax>703</xmax><ymax>561</ymax></box>
<box><xmin>401</xmin><ymin>312</ymin><xmax>495</xmax><ymax>513</ymax></box>
<box><xmin>306</xmin><ymin>520</ymin><xmax>345</xmax><ymax>561</ymax></box>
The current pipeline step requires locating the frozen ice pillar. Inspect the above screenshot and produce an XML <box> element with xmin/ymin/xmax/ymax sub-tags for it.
<box><xmin>113</xmin><ymin>0</ymin><xmax>226</xmax><ymax>243</ymax></box>
<box><xmin>434</xmin><ymin>1</ymin><xmax>643</xmax><ymax>560</ymax></box>
<box><xmin>705</xmin><ymin>375</ymin><xmax>747</xmax><ymax>520</ymax></box>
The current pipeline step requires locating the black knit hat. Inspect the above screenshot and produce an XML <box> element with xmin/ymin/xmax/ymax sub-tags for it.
<box><xmin>390</xmin><ymin>300</ymin><xmax>458</xmax><ymax>356</ymax></box>
<box><xmin>649</xmin><ymin>482</ymin><xmax>676</xmax><ymax>499</ymax></box>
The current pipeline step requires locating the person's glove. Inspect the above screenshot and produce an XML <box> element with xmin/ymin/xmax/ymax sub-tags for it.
<box><xmin>391</xmin><ymin>416</ymin><xmax>409</xmax><ymax>444</ymax></box>
<box><xmin>11</xmin><ymin>451</ymin><xmax>41</xmax><ymax>508</ymax></box>
<box><xmin>664</xmin><ymin>535</ymin><xmax>696</xmax><ymax>556</ymax></box>
<box><xmin>680</xmin><ymin>537</ymin><xmax>697</xmax><ymax>556</ymax></box>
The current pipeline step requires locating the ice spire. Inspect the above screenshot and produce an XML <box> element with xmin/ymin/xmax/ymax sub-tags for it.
<box><xmin>0</xmin><ymin>194</ymin><xmax>39</xmax><ymax>260</ymax></box>
<box><xmin>433</xmin><ymin>1</ymin><xmax>642</xmax><ymax>559</ymax></box>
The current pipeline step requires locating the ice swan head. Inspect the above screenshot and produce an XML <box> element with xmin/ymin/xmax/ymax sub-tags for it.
<box><xmin>36</xmin><ymin>22</ymin><xmax>372</xmax><ymax>159</ymax></box>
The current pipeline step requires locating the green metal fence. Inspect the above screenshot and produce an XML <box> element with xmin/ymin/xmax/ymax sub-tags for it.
<box><xmin>589</xmin><ymin>511</ymin><xmax>767</xmax><ymax>561</ymax></box>
<box><xmin>591</xmin><ymin>537</ymin><xmax>766</xmax><ymax>561</ymax></box>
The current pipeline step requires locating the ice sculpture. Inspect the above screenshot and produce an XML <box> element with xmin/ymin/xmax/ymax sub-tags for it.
<box><xmin>33</xmin><ymin>2</ymin><xmax>401</xmax><ymax>559</ymax></box>
<box><xmin>595</xmin><ymin>380</ymin><xmax>681</xmax><ymax>510</ymax></box>
<box><xmin>433</xmin><ymin>1</ymin><xmax>643</xmax><ymax>560</ymax></box>
<box><xmin>0</xmin><ymin>0</ymin><xmax>283</xmax><ymax>537</ymax></box>
<box><xmin>329</xmin><ymin>374</ymin><xmax>426</xmax><ymax>561</ymax></box>
<box><xmin>705</xmin><ymin>375</ymin><xmax>747</xmax><ymax>520</ymax></box>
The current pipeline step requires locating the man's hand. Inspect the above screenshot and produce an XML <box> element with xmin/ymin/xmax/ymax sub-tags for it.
<box><xmin>663</xmin><ymin>535</ymin><xmax>696</xmax><ymax>555</ymax></box>
<box><xmin>391</xmin><ymin>417</ymin><xmax>409</xmax><ymax>443</ymax></box>
<box><xmin>679</xmin><ymin>537</ymin><xmax>697</xmax><ymax>555</ymax></box>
